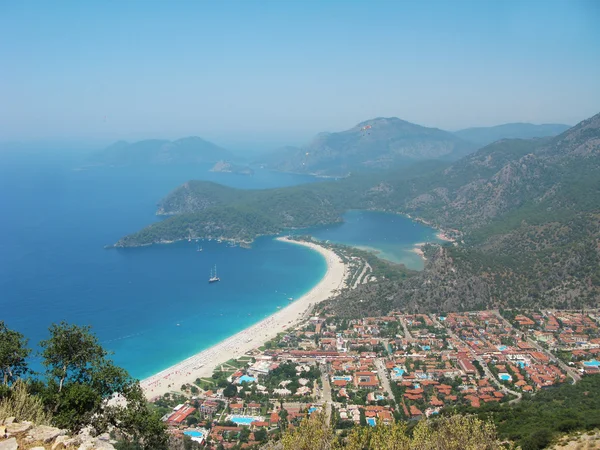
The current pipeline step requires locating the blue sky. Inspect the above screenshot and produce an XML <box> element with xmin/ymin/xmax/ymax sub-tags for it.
<box><xmin>1</xmin><ymin>0</ymin><xmax>599</xmax><ymax>148</ymax></box>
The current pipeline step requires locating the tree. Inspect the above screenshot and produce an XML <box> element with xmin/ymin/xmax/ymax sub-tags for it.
<box><xmin>223</xmin><ymin>383</ymin><xmax>237</xmax><ymax>399</ymax></box>
<box><xmin>254</xmin><ymin>428</ymin><xmax>267</xmax><ymax>442</ymax></box>
<box><xmin>38</xmin><ymin>322</ymin><xmax>168</xmax><ymax>448</ymax></box>
<box><xmin>0</xmin><ymin>321</ymin><xmax>31</xmax><ymax>386</ymax></box>
<box><xmin>279</xmin><ymin>413</ymin><xmax>508</xmax><ymax>450</ymax></box>
<box><xmin>40</xmin><ymin>322</ymin><xmax>107</xmax><ymax>393</ymax></box>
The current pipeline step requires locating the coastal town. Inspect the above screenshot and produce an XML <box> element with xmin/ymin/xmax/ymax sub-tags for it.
<box><xmin>150</xmin><ymin>304</ymin><xmax>600</xmax><ymax>448</ymax></box>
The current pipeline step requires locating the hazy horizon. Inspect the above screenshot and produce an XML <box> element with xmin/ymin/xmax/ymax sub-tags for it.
<box><xmin>2</xmin><ymin>0</ymin><xmax>599</xmax><ymax>148</ymax></box>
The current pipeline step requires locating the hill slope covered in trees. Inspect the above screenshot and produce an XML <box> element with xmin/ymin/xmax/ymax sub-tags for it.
<box><xmin>117</xmin><ymin>113</ymin><xmax>600</xmax><ymax>312</ymax></box>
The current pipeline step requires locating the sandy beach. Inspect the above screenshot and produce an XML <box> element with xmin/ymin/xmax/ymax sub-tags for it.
<box><xmin>411</xmin><ymin>242</ymin><xmax>426</xmax><ymax>260</ymax></box>
<box><xmin>140</xmin><ymin>237</ymin><xmax>348</xmax><ymax>399</ymax></box>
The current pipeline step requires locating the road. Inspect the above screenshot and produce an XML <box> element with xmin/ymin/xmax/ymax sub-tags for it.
<box><xmin>352</xmin><ymin>261</ymin><xmax>372</xmax><ymax>289</ymax></box>
<box><xmin>399</xmin><ymin>316</ymin><xmax>414</xmax><ymax>341</ymax></box>
<box><xmin>491</xmin><ymin>310</ymin><xmax>581</xmax><ymax>383</ymax></box>
<box><xmin>526</xmin><ymin>336</ymin><xmax>581</xmax><ymax>382</ymax></box>
<box><xmin>375</xmin><ymin>358</ymin><xmax>396</xmax><ymax>406</ymax></box>
<box><xmin>318</xmin><ymin>361</ymin><xmax>333</xmax><ymax>422</ymax></box>
<box><xmin>432</xmin><ymin>314</ymin><xmax>522</xmax><ymax>404</ymax></box>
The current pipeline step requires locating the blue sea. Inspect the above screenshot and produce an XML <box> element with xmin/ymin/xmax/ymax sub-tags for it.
<box><xmin>0</xmin><ymin>149</ymin><xmax>438</xmax><ymax>379</ymax></box>
<box><xmin>298</xmin><ymin>210</ymin><xmax>442</xmax><ymax>270</ymax></box>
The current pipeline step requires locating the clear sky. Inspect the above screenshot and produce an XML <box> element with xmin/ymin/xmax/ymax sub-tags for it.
<box><xmin>1</xmin><ymin>0</ymin><xmax>599</xmax><ymax>149</ymax></box>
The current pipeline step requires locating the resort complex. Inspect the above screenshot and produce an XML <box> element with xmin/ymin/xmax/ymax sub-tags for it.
<box><xmin>153</xmin><ymin>305</ymin><xmax>600</xmax><ymax>448</ymax></box>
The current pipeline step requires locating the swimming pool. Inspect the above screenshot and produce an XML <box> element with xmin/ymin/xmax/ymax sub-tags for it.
<box><xmin>332</xmin><ymin>375</ymin><xmax>353</xmax><ymax>382</ymax></box>
<box><xmin>499</xmin><ymin>373</ymin><xmax>512</xmax><ymax>381</ymax></box>
<box><xmin>392</xmin><ymin>367</ymin><xmax>404</xmax><ymax>377</ymax></box>
<box><xmin>516</xmin><ymin>361</ymin><xmax>527</xmax><ymax>368</ymax></box>
<box><xmin>421</xmin><ymin>345</ymin><xmax>431</xmax><ymax>351</ymax></box>
<box><xmin>184</xmin><ymin>431</ymin><xmax>204</xmax><ymax>438</ymax></box>
<box><xmin>497</xmin><ymin>345</ymin><xmax>507</xmax><ymax>351</ymax></box>
<box><xmin>237</xmin><ymin>375</ymin><xmax>257</xmax><ymax>383</ymax></box>
<box><xmin>308</xmin><ymin>407</ymin><xmax>318</xmax><ymax>414</ymax></box>
<box><xmin>583</xmin><ymin>359</ymin><xmax>600</xmax><ymax>368</ymax></box>
<box><xmin>367</xmin><ymin>417</ymin><xmax>376</xmax><ymax>427</ymax></box>
<box><xmin>228</xmin><ymin>415</ymin><xmax>263</xmax><ymax>426</ymax></box>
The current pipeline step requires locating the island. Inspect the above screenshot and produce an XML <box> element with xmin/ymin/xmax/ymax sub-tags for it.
<box><xmin>209</xmin><ymin>160</ymin><xmax>254</xmax><ymax>175</ymax></box>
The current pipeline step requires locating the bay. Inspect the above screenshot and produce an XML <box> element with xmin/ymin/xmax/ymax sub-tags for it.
<box><xmin>0</xmin><ymin>150</ymin><xmax>440</xmax><ymax>380</ymax></box>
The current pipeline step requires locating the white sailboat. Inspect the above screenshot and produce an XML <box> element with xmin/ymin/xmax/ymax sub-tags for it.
<box><xmin>209</xmin><ymin>265</ymin><xmax>220</xmax><ymax>283</ymax></box>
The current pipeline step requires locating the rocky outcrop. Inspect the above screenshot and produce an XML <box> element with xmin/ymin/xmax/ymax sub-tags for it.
<box><xmin>0</xmin><ymin>419</ymin><xmax>115</xmax><ymax>450</ymax></box>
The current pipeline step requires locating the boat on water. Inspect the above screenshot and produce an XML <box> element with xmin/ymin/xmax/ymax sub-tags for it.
<box><xmin>197</xmin><ymin>245</ymin><xmax>203</xmax><ymax>252</ymax></box>
<box><xmin>209</xmin><ymin>265</ymin><xmax>220</xmax><ymax>283</ymax></box>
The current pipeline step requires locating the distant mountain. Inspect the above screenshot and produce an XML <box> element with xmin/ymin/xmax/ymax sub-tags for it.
<box><xmin>259</xmin><ymin>118</ymin><xmax>475</xmax><ymax>176</ymax></box>
<box><xmin>90</xmin><ymin>137</ymin><xmax>233</xmax><ymax>166</ymax></box>
<box><xmin>454</xmin><ymin>123</ymin><xmax>570</xmax><ymax>146</ymax></box>
<box><xmin>117</xmin><ymin>111</ymin><xmax>600</xmax><ymax>313</ymax></box>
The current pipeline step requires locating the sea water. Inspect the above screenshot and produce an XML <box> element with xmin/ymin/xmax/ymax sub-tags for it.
<box><xmin>297</xmin><ymin>210</ymin><xmax>442</xmax><ymax>270</ymax></box>
<box><xmin>0</xmin><ymin>151</ymin><xmax>323</xmax><ymax>379</ymax></box>
<box><xmin>0</xmin><ymin>149</ymin><xmax>440</xmax><ymax>379</ymax></box>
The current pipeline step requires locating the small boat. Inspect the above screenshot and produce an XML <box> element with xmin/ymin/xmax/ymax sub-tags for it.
<box><xmin>209</xmin><ymin>265</ymin><xmax>220</xmax><ymax>283</ymax></box>
<box><xmin>197</xmin><ymin>245</ymin><xmax>203</xmax><ymax>252</ymax></box>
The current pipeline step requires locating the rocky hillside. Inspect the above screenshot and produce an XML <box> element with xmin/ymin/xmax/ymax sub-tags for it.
<box><xmin>90</xmin><ymin>136</ymin><xmax>233</xmax><ymax>166</ymax></box>
<box><xmin>0</xmin><ymin>418</ymin><xmax>115</xmax><ymax>449</ymax></box>
<box><xmin>260</xmin><ymin>117</ymin><xmax>475</xmax><ymax>176</ymax></box>
<box><xmin>329</xmin><ymin>113</ymin><xmax>600</xmax><ymax>315</ymax></box>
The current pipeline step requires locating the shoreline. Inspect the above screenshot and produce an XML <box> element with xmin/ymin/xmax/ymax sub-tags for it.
<box><xmin>140</xmin><ymin>236</ymin><xmax>348</xmax><ymax>399</ymax></box>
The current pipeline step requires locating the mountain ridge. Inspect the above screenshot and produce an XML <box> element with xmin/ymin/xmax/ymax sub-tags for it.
<box><xmin>116</xmin><ymin>112</ymin><xmax>600</xmax><ymax>313</ymax></box>
<box><xmin>89</xmin><ymin>136</ymin><xmax>233</xmax><ymax>166</ymax></box>
<box><xmin>259</xmin><ymin>117</ymin><xmax>476</xmax><ymax>176</ymax></box>
<box><xmin>454</xmin><ymin>122</ymin><xmax>571</xmax><ymax>146</ymax></box>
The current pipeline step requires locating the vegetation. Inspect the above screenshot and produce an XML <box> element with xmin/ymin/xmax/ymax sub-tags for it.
<box><xmin>447</xmin><ymin>375</ymin><xmax>600</xmax><ymax>450</ymax></box>
<box><xmin>0</xmin><ymin>321</ymin><xmax>167</xmax><ymax>449</ymax></box>
<box><xmin>118</xmin><ymin>112</ymin><xmax>600</xmax><ymax>314</ymax></box>
<box><xmin>279</xmin><ymin>410</ymin><xmax>507</xmax><ymax>449</ymax></box>
<box><xmin>90</xmin><ymin>136</ymin><xmax>233</xmax><ymax>167</ymax></box>
<box><xmin>259</xmin><ymin>116</ymin><xmax>475</xmax><ymax>176</ymax></box>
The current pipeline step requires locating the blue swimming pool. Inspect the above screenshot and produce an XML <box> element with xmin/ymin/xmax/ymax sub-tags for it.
<box><xmin>332</xmin><ymin>375</ymin><xmax>353</xmax><ymax>381</ymax></box>
<box><xmin>228</xmin><ymin>415</ymin><xmax>262</xmax><ymax>425</ymax></box>
<box><xmin>421</xmin><ymin>345</ymin><xmax>431</xmax><ymax>351</ymax></box>
<box><xmin>392</xmin><ymin>368</ymin><xmax>404</xmax><ymax>377</ymax></box>
<box><xmin>184</xmin><ymin>431</ymin><xmax>204</xmax><ymax>438</ymax></box>
<box><xmin>367</xmin><ymin>418</ymin><xmax>376</xmax><ymax>427</ymax></box>
<box><xmin>584</xmin><ymin>359</ymin><xmax>600</xmax><ymax>367</ymax></box>
<box><xmin>516</xmin><ymin>361</ymin><xmax>527</xmax><ymax>368</ymax></box>
<box><xmin>499</xmin><ymin>373</ymin><xmax>512</xmax><ymax>381</ymax></box>
<box><xmin>238</xmin><ymin>375</ymin><xmax>256</xmax><ymax>383</ymax></box>
<box><xmin>497</xmin><ymin>345</ymin><xmax>507</xmax><ymax>351</ymax></box>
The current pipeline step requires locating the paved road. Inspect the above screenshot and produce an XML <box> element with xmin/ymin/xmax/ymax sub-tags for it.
<box><xmin>319</xmin><ymin>362</ymin><xmax>333</xmax><ymax>422</ymax></box>
<box><xmin>433</xmin><ymin>314</ymin><xmax>522</xmax><ymax>404</ymax></box>
<box><xmin>352</xmin><ymin>261</ymin><xmax>372</xmax><ymax>289</ymax></box>
<box><xmin>375</xmin><ymin>358</ymin><xmax>396</xmax><ymax>406</ymax></box>
<box><xmin>399</xmin><ymin>316</ymin><xmax>414</xmax><ymax>341</ymax></box>
<box><xmin>491</xmin><ymin>310</ymin><xmax>581</xmax><ymax>383</ymax></box>
<box><xmin>526</xmin><ymin>336</ymin><xmax>581</xmax><ymax>382</ymax></box>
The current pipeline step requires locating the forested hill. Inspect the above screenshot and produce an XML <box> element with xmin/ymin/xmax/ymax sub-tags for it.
<box><xmin>89</xmin><ymin>136</ymin><xmax>233</xmax><ymax>166</ymax></box>
<box><xmin>116</xmin><ymin>112</ymin><xmax>600</xmax><ymax>312</ymax></box>
<box><xmin>454</xmin><ymin>122</ymin><xmax>570</xmax><ymax>146</ymax></box>
<box><xmin>326</xmin><ymin>112</ymin><xmax>600</xmax><ymax>315</ymax></box>
<box><xmin>258</xmin><ymin>117</ymin><xmax>475</xmax><ymax>176</ymax></box>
